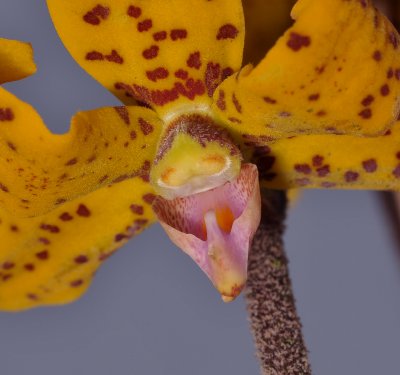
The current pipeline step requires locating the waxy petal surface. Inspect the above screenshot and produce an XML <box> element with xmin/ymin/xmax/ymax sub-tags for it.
<box><xmin>0</xmin><ymin>86</ymin><xmax>162</xmax><ymax>216</ymax></box>
<box><xmin>0</xmin><ymin>38</ymin><xmax>36</xmax><ymax>84</ymax></box>
<box><xmin>252</xmin><ymin>121</ymin><xmax>400</xmax><ymax>191</ymax></box>
<box><xmin>0</xmin><ymin>177</ymin><xmax>155</xmax><ymax>311</ymax></box>
<box><xmin>213</xmin><ymin>0</ymin><xmax>400</xmax><ymax>139</ymax></box>
<box><xmin>47</xmin><ymin>0</ymin><xmax>244</xmax><ymax>118</ymax></box>
<box><xmin>153</xmin><ymin>164</ymin><xmax>260</xmax><ymax>301</ymax></box>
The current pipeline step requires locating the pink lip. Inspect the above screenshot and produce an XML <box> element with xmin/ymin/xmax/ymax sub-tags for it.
<box><xmin>153</xmin><ymin>163</ymin><xmax>261</xmax><ymax>301</ymax></box>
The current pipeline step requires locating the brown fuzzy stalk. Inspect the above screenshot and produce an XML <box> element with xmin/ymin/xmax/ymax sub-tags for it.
<box><xmin>245</xmin><ymin>190</ymin><xmax>311</xmax><ymax>375</ymax></box>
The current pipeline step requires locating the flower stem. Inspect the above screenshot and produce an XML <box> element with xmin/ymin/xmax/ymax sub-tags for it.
<box><xmin>245</xmin><ymin>190</ymin><xmax>311</xmax><ymax>375</ymax></box>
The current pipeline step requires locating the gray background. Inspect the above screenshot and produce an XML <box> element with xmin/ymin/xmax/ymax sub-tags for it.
<box><xmin>1</xmin><ymin>1</ymin><xmax>400</xmax><ymax>374</ymax></box>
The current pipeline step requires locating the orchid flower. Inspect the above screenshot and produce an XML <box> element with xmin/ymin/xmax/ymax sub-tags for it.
<box><xmin>1</xmin><ymin>0</ymin><xmax>400</xmax><ymax>311</ymax></box>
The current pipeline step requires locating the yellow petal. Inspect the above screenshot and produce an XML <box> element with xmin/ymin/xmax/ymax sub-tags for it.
<box><xmin>213</xmin><ymin>0</ymin><xmax>400</xmax><ymax>139</ymax></box>
<box><xmin>0</xmin><ymin>87</ymin><xmax>162</xmax><ymax>217</ymax></box>
<box><xmin>47</xmin><ymin>0</ymin><xmax>244</xmax><ymax>118</ymax></box>
<box><xmin>243</xmin><ymin>0</ymin><xmax>294</xmax><ymax>65</ymax></box>
<box><xmin>0</xmin><ymin>177</ymin><xmax>156</xmax><ymax>311</ymax></box>
<box><xmin>0</xmin><ymin>38</ymin><xmax>36</xmax><ymax>84</ymax></box>
<box><xmin>252</xmin><ymin>121</ymin><xmax>400</xmax><ymax>191</ymax></box>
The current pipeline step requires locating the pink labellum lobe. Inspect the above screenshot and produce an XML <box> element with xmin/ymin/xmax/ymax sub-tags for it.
<box><xmin>153</xmin><ymin>164</ymin><xmax>261</xmax><ymax>301</ymax></box>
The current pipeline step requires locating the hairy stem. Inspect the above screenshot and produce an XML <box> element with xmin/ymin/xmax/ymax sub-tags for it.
<box><xmin>245</xmin><ymin>190</ymin><xmax>311</xmax><ymax>375</ymax></box>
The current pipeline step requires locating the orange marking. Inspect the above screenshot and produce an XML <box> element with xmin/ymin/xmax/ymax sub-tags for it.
<box><xmin>216</xmin><ymin>206</ymin><xmax>234</xmax><ymax>233</ymax></box>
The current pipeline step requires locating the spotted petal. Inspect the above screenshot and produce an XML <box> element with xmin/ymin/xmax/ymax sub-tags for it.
<box><xmin>213</xmin><ymin>0</ymin><xmax>400</xmax><ymax>139</ymax></box>
<box><xmin>0</xmin><ymin>85</ymin><xmax>162</xmax><ymax>216</ymax></box>
<box><xmin>47</xmin><ymin>0</ymin><xmax>244</xmax><ymax>118</ymax></box>
<box><xmin>0</xmin><ymin>177</ymin><xmax>155</xmax><ymax>311</ymax></box>
<box><xmin>0</xmin><ymin>38</ymin><xmax>36</xmax><ymax>84</ymax></box>
<box><xmin>249</xmin><ymin>121</ymin><xmax>400</xmax><ymax>191</ymax></box>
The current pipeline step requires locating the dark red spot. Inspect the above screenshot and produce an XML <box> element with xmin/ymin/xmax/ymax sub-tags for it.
<box><xmin>130</xmin><ymin>130</ymin><xmax>137</xmax><ymax>140</ymax></box>
<box><xmin>232</xmin><ymin>94</ymin><xmax>242</xmax><ymax>114</ymax></box>
<box><xmin>387</xmin><ymin>68</ymin><xmax>394</xmax><ymax>79</ymax></box>
<box><xmin>114</xmin><ymin>106</ymin><xmax>130</xmax><ymax>125</ymax></box>
<box><xmin>105</xmin><ymin>50</ymin><xmax>124</xmax><ymax>64</ymax></box>
<box><xmin>153</xmin><ymin>31</ymin><xmax>167</xmax><ymax>41</ymax></box>
<box><xmin>361</xmin><ymin>95</ymin><xmax>374</xmax><ymax>106</ymax></box>
<box><xmin>380</xmin><ymin>84</ymin><xmax>390</xmax><ymax>96</ymax></box>
<box><xmin>316</xmin><ymin>110</ymin><xmax>326</xmax><ymax>117</ymax></box>
<box><xmin>187</xmin><ymin>51</ymin><xmax>201</xmax><ymax>69</ymax></box>
<box><xmin>170</xmin><ymin>29</ymin><xmax>187</xmax><ymax>40</ymax></box>
<box><xmin>216</xmin><ymin>90</ymin><xmax>226</xmax><ymax>111</ymax></box>
<box><xmin>228</xmin><ymin>117</ymin><xmax>242</xmax><ymax>124</ymax></box>
<box><xmin>40</xmin><ymin>223</ymin><xmax>60</xmax><ymax>233</ymax></box>
<box><xmin>395</xmin><ymin>69</ymin><xmax>400</xmax><ymax>80</ymax></box>
<box><xmin>2</xmin><ymin>262</ymin><xmax>14</xmax><ymax>270</ymax></box>
<box><xmin>134</xmin><ymin>218</ymin><xmax>148</xmax><ymax>227</ymax></box>
<box><xmin>127</xmin><ymin>5</ymin><xmax>141</xmax><ymax>18</ymax></box>
<box><xmin>217</xmin><ymin>24</ymin><xmax>239</xmax><ymax>40</ymax></box>
<box><xmin>287</xmin><ymin>32</ymin><xmax>311</xmax><ymax>51</ymax></box>
<box><xmin>205</xmin><ymin>62</ymin><xmax>221</xmax><ymax>97</ymax></box>
<box><xmin>308</xmin><ymin>93</ymin><xmax>320</xmax><ymax>101</ymax></box>
<box><xmin>26</xmin><ymin>293</ymin><xmax>38</xmax><ymax>300</ymax></box>
<box><xmin>139</xmin><ymin>118</ymin><xmax>154</xmax><ymax>135</ymax></box>
<box><xmin>83</xmin><ymin>5</ymin><xmax>110</xmax><ymax>25</ymax></box>
<box><xmin>389</xmin><ymin>31</ymin><xmax>399</xmax><ymax>49</ymax></box>
<box><xmin>10</xmin><ymin>225</ymin><xmax>18</xmax><ymax>232</ymax></box>
<box><xmin>115</xmin><ymin>233</ymin><xmax>127</xmax><ymax>242</ymax></box>
<box><xmin>175</xmin><ymin>69</ymin><xmax>189</xmax><ymax>80</ymax></box>
<box><xmin>143</xmin><ymin>193</ymin><xmax>156</xmax><ymax>204</ymax></box>
<box><xmin>59</xmin><ymin>212</ymin><xmax>73</xmax><ymax>221</ymax></box>
<box><xmin>221</xmin><ymin>67</ymin><xmax>234</xmax><ymax>80</ymax></box>
<box><xmin>317</xmin><ymin>165</ymin><xmax>330</xmax><ymax>177</ymax></box>
<box><xmin>70</xmin><ymin>279</ymin><xmax>84</xmax><ymax>287</ymax></box>
<box><xmin>359</xmin><ymin>108</ymin><xmax>372</xmax><ymax>119</ymax></box>
<box><xmin>0</xmin><ymin>108</ymin><xmax>14</xmax><ymax>121</ymax></box>
<box><xmin>86</xmin><ymin>51</ymin><xmax>104</xmax><ymax>61</ymax></box>
<box><xmin>75</xmin><ymin>255</ymin><xmax>89</xmax><ymax>264</ymax></box>
<box><xmin>263</xmin><ymin>96</ymin><xmax>277</xmax><ymax>104</ymax></box>
<box><xmin>99</xmin><ymin>175</ymin><xmax>108</xmax><ymax>183</ymax></box>
<box><xmin>38</xmin><ymin>237</ymin><xmax>50</xmax><ymax>245</ymax></box>
<box><xmin>24</xmin><ymin>264</ymin><xmax>35</xmax><ymax>272</ymax></box>
<box><xmin>294</xmin><ymin>164</ymin><xmax>312</xmax><ymax>175</ymax></box>
<box><xmin>36</xmin><ymin>250</ymin><xmax>49</xmax><ymax>260</ymax></box>
<box><xmin>393</xmin><ymin>164</ymin><xmax>400</xmax><ymax>178</ymax></box>
<box><xmin>7</xmin><ymin>142</ymin><xmax>16</xmax><ymax>151</ymax></box>
<box><xmin>146</xmin><ymin>67</ymin><xmax>169</xmax><ymax>82</ymax></box>
<box><xmin>143</xmin><ymin>45</ymin><xmax>159</xmax><ymax>59</ymax></box>
<box><xmin>362</xmin><ymin>159</ymin><xmax>377</xmax><ymax>172</ymax></box>
<box><xmin>345</xmin><ymin>171</ymin><xmax>359</xmax><ymax>182</ymax></box>
<box><xmin>0</xmin><ymin>183</ymin><xmax>9</xmax><ymax>193</ymax></box>
<box><xmin>138</xmin><ymin>19</ymin><xmax>152</xmax><ymax>32</ymax></box>
<box><xmin>312</xmin><ymin>155</ymin><xmax>324</xmax><ymax>167</ymax></box>
<box><xmin>130</xmin><ymin>204</ymin><xmax>144</xmax><ymax>215</ymax></box>
<box><xmin>372</xmin><ymin>50</ymin><xmax>382</xmax><ymax>61</ymax></box>
<box><xmin>396</xmin><ymin>151</ymin><xmax>400</xmax><ymax>159</ymax></box>
<box><xmin>65</xmin><ymin>158</ymin><xmax>78</xmax><ymax>166</ymax></box>
<box><xmin>77</xmin><ymin>204</ymin><xmax>91</xmax><ymax>217</ymax></box>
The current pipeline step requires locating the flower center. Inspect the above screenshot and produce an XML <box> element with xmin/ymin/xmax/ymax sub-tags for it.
<box><xmin>150</xmin><ymin>113</ymin><xmax>242</xmax><ymax>199</ymax></box>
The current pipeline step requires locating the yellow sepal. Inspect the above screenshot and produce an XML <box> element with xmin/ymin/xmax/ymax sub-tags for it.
<box><xmin>0</xmin><ymin>85</ymin><xmax>162</xmax><ymax>217</ymax></box>
<box><xmin>214</xmin><ymin>0</ymin><xmax>400</xmax><ymax>139</ymax></box>
<box><xmin>0</xmin><ymin>38</ymin><xmax>36</xmax><ymax>84</ymax></box>
<box><xmin>0</xmin><ymin>177</ymin><xmax>155</xmax><ymax>311</ymax></box>
<box><xmin>255</xmin><ymin>121</ymin><xmax>400</xmax><ymax>191</ymax></box>
<box><xmin>47</xmin><ymin>0</ymin><xmax>244</xmax><ymax>118</ymax></box>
